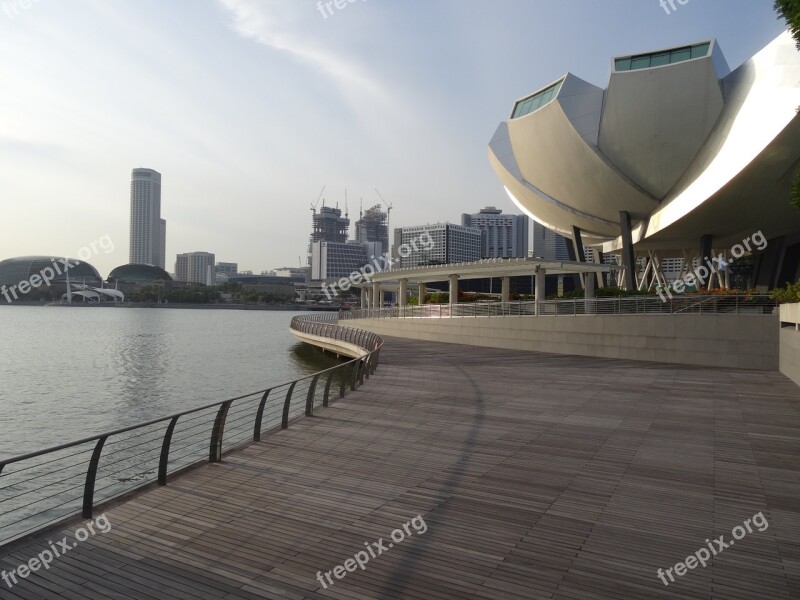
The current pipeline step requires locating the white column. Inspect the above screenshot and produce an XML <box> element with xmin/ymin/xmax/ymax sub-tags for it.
<box><xmin>501</xmin><ymin>276</ymin><xmax>510</xmax><ymax>303</ymax></box>
<box><xmin>372</xmin><ymin>282</ymin><xmax>380</xmax><ymax>309</ymax></box>
<box><xmin>360</xmin><ymin>287</ymin><xmax>367</xmax><ymax>309</ymax></box>
<box><xmin>418</xmin><ymin>282</ymin><xmax>426</xmax><ymax>305</ymax></box>
<box><xmin>535</xmin><ymin>267</ymin><xmax>546</xmax><ymax>316</ymax></box>
<box><xmin>399</xmin><ymin>279</ymin><xmax>408</xmax><ymax>308</ymax></box>
<box><xmin>449</xmin><ymin>274</ymin><xmax>458</xmax><ymax>306</ymax></box>
<box><xmin>585</xmin><ymin>270</ymin><xmax>595</xmax><ymax>299</ymax></box>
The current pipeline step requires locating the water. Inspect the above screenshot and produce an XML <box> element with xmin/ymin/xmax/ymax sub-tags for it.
<box><xmin>0</xmin><ymin>306</ymin><xmax>339</xmax><ymax>459</ymax></box>
<box><xmin>0</xmin><ymin>306</ymin><xmax>344</xmax><ymax>543</ymax></box>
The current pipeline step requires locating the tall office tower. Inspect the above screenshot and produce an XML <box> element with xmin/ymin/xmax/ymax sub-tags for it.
<box><xmin>129</xmin><ymin>168</ymin><xmax>166</xmax><ymax>269</ymax></box>
<box><xmin>531</xmin><ymin>220</ymin><xmax>571</xmax><ymax>260</ymax></box>
<box><xmin>461</xmin><ymin>207</ymin><xmax>529</xmax><ymax>258</ymax></box>
<box><xmin>355</xmin><ymin>205</ymin><xmax>389</xmax><ymax>255</ymax></box>
<box><xmin>392</xmin><ymin>223</ymin><xmax>482</xmax><ymax>269</ymax></box>
<box><xmin>175</xmin><ymin>252</ymin><xmax>216</xmax><ymax>285</ymax></box>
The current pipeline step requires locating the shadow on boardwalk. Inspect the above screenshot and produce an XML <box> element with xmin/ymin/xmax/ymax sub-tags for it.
<box><xmin>2</xmin><ymin>336</ymin><xmax>800</xmax><ymax>599</ymax></box>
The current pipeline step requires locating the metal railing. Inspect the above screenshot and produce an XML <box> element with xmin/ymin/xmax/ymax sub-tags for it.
<box><xmin>341</xmin><ymin>295</ymin><xmax>777</xmax><ymax>320</ymax></box>
<box><xmin>0</xmin><ymin>313</ymin><xmax>380</xmax><ymax>548</ymax></box>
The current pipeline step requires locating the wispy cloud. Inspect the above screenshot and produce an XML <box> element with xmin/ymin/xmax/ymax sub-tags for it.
<box><xmin>217</xmin><ymin>0</ymin><xmax>390</xmax><ymax>104</ymax></box>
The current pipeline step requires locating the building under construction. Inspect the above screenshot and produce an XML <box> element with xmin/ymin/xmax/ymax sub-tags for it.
<box><xmin>310</xmin><ymin>205</ymin><xmax>350</xmax><ymax>245</ymax></box>
<box><xmin>355</xmin><ymin>205</ymin><xmax>389</xmax><ymax>256</ymax></box>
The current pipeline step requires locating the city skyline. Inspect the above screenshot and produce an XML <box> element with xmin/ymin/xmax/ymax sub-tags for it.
<box><xmin>0</xmin><ymin>1</ymin><xmax>786</xmax><ymax>276</ymax></box>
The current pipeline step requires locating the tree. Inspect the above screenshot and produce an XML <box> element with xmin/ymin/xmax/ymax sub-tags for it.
<box><xmin>775</xmin><ymin>0</ymin><xmax>800</xmax><ymax>49</ymax></box>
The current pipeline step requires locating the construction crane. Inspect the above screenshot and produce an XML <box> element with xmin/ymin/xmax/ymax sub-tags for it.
<box><xmin>375</xmin><ymin>188</ymin><xmax>393</xmax><ymax>253</ymax></box>
<box><xmin>310</xmin><ymin>185</ymin><xmax>326</xmax><ymax>215</ymax></box>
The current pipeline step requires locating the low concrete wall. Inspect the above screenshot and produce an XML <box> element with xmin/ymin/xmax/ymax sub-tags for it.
<box><xmin>780</xmin><ymin>328</ymin><xmax>800</xmax><ymax>386</ymax></box>
<box><xmin>780</xmin><ymin>303</ymin><xmax>800</xmax><ymax>385</ymax></box>
<box><xmin>351</xmin><ymin>314</ymin><xmax>779</xmax><ymax>370</ymax></box>
<box><xmin>290</xmin><ymin>330</ymin><xmax>366</xmax><ymax>359</ymax></box>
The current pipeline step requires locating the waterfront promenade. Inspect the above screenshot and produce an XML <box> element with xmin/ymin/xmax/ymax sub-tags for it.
<box><xmin>2</xmin><ymin>337</ymin><xmax>800</xmax><ymax>599</ymax></box>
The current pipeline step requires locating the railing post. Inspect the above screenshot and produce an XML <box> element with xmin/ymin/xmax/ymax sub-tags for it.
<box><xmin>340</xmin><ymin>363</ymin><xmax>348</xmax><ymax>397</ymax></box>
<box><xmin>158</xmin><ymin>416</ymin><xmax>180</xmax><ymax>486</ymax></box>
<box><xmin>359</xmin><ymin>359</ymin><xmax>367</xmax><ymax>386</ymax></box>
<box><xmin>323</xmin><ymin>370</ymin><xmax>336</xmax><ymax>407</ymax></box>
<box><xmin>351</xmin><ymin>361</ymin><xmax>360</xmax><ymax>390</ymax></box>
<box><xmin>281</xmin><ymin>382</ymin><xmax>298</xmax><ymax>429</ymax></box>
<box><xmin>209</xmin><ymin>400</ymin><xmax>234</xmax><ymax>463</ymax></box>
<box><xmin>305</xmin><ymin>374</ymin><xmax>320</xmax><ymax>416</ymax></box>
<box><xmin>253</xmin><ymin>389</ymin><xmax>272</xmax><ymax>442</ymax></box>
<box><xmin>82</xmin><ymin>436</ymin><xmax>108</xmax><ymax>518</ymax></box>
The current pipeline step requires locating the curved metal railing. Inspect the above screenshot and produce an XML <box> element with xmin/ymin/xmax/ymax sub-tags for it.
<box><xmin>0</xmin><ymin>313</ymin><xmax>382</xmax><ymax>548</ymax></box>
<box><xmin>341</xmin><ymin>295</ymin><xmax>776</xmax><ymax>320</ymax></box>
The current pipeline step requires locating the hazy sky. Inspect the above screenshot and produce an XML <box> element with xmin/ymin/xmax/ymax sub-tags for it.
<box><xmin>0</xmin><ymin>0</ymin><xmax>787</xmax><ymax>276</ymax></box>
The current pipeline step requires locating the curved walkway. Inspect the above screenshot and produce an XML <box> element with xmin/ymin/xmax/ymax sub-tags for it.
<box><xmin>2</xmin><ymin>337</ymin><xmax>800</xmax><ymax>599</ymax></box>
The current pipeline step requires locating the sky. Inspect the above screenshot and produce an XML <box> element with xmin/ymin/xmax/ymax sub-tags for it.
<box><xmin>0</xmin><ymin>0</ymin><xmax>788</xmax><ymax>276</ymax></box>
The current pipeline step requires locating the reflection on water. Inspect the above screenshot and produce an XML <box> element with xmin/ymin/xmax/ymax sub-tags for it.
<box><xmin>0</xmin><ymin>307</ymin><xmax>340</xmax><ymax>458</ymax></box>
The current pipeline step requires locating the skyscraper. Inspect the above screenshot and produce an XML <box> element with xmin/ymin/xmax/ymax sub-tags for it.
<box><xmin>461</xmin><ymin>207</ymin><xmax>528</xmax><ymax>258</ymax></box>
<box><xmin>129</xmin><ymin>168</ymin><xmax>166</xmax><ymax>269</ymax></box>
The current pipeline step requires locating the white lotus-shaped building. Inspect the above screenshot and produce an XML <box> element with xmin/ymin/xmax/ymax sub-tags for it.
<box><xmin>489</xmin><ymin>32</ymin><xmax>800</xmax><ymax>289</ymax></box>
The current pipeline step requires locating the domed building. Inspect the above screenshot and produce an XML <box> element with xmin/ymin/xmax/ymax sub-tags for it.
<box><xmin>108</xmin><ymin>263</ymin><xmax>172</xmax><ymax>285</ymax></box>
<box><xmin>0</xmin><ymin>256</ymin><xmax>102</xmax><ymax>302</ymax></box>
<box><xmin>107</xmin><ymin>263</ymin><xmax>172</xmax><ymax>296</ymax></box>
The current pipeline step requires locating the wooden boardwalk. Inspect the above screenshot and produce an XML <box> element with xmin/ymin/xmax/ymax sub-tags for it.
<box><xmin>3</xmin><ymin>337</ymin><xmax>800</xmax><ymax>599</ymax></box>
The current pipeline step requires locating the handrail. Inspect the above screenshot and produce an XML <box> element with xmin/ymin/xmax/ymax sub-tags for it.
<box><xmin>0</xmin><ymin>312</ymin><xmax>382</xmax><ymax>547</ymax></box>
<box><xmin>340</xmin><ymin>295</ymin><xmax>777</xmax><ymax>320</ymax></box>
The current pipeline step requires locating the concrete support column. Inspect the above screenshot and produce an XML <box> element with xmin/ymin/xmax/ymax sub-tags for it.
<box><xmin>449</xmin><ymin>274</ymin><xmax>458</xmax><ymax>306</ymax></box>
<box><xmin>418</xmin><ymin>283</ymin><xmax>426</xmax><ymax>305</ymax></box>
<box><xmin>399</xmin><ymin>279</ymin><xmax>408</xmax><ymax>308</ymax></box>
<box><xmin>501</xmin><ymin>276</ymin><xmax>510</xmax><ymax>303</ymax></box>
<box><xmin>372</xmin><ymin>282</ymin><xmax>380</xmax><ymax>309</ymax></box>
<box><xmin>571</xmin><ymin>225</ymin><xmax>586</xmax><ymax>289</ymax></box>
<box><xmin>534</xmin><ymin>267</ymin><xmax>546</xmax><ymax>316</ymax></box>
<box><xmin>380</xmin><ymin>289</ymin><xmax>386</xmax><ymax>307</ymax></box>
<box><xmin>585</xmin><ymin>270</ymin><xmax>595</xmax><ymax>299</ymax></box>
<box><xmin>700</xmin><ymin>234</ymin><xmax>713</xmax><ymax>290</ymax></box>
<box><xmin>360</xmin><ymin>287</ymin><xmax>367</xmax><ymax>309</ymax></box>
<box><xmin>619</xmin><ymin>211</ymin><xmax>636</xmax><ymax>291</ymax></box>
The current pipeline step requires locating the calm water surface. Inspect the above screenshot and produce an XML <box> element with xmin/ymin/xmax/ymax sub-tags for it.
<box><xmin>0</xmin><ymin>306</ymin><xmax>338</xmax><ymax>458</ymax></box>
